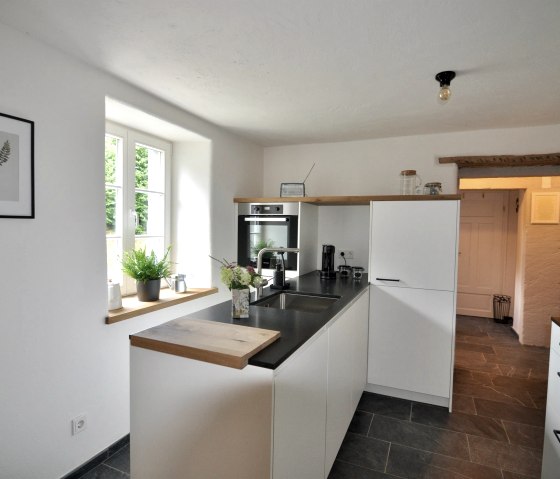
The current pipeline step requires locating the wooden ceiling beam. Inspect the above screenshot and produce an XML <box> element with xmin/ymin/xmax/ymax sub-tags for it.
<box><xmin>439</xmin><ymin>153</ymin><xmax>560</xmax><ymax>168</ymax></box>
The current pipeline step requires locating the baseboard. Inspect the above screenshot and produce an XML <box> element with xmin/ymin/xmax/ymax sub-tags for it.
<box><xmin>61</xmin><ymin>434</ymin><xmax>129</xmax><ymax>479</ymax></box>
<box><xmin>365</xmin><ymin>383</ymin><xmax>450</xmax><ymax>409</ymax></box>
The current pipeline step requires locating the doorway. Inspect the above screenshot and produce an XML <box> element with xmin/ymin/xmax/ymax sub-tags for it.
<box><xmin>457</xmin><ymin>189</ymin><xmax>519</xmax><ymax>319</ymax></box>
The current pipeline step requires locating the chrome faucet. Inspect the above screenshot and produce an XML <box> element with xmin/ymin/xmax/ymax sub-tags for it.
<box><xmin>255</xmin><ymin>247</ymin><xmax>300</xmax><ymax>299</ymax></box>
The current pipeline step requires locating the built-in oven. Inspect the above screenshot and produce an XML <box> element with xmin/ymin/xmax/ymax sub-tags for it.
<box><xmin>237</xmin><ymin>203</ymin><xmax>299</xmax><ymax>272</ymax></box>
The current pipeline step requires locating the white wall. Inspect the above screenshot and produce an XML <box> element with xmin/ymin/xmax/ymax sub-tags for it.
<box><xmin>263</xmin><ymin>124</ymin><xmax>560</xmax><ymax>197</ymax></box>
<box><xmin>265</xmin><ymin>125</ymin><xmax>560</xmax><ymax>311</ymax></box>
<box><xmin>0</xmin><ymin>23</ymin><xmax>262</xmax><ymax>479</ymax></box>
<box><xmin>317</xmin><ymin>206</ymin><xmax>370</xmax><ymax>272</ymax></box>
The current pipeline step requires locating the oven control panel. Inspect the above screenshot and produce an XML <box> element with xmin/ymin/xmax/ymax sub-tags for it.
<box><xmin>251</xmin><ymin>204</ymin><xmax>284</xmax><ymax>214</ymax></box>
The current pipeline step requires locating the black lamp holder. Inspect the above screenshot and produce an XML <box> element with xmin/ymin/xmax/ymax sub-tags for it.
<box><xmin>435</xmin><ymin>71</ymin><xmax>456</xmax><ymax>87</ymax></box>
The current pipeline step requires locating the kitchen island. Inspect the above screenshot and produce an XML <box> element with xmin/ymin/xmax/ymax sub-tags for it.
<box><xmin>130</xmin><ymin>272</ymin><xmax>369</xmax><ymax>479</ymax></box>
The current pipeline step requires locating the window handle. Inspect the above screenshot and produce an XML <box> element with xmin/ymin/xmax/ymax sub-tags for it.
<box><xmin>131</xmin><ymin>210</ymin><xmax>139</xmax><ymax>229</ymax></box>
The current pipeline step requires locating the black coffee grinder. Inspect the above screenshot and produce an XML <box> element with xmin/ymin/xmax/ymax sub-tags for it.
<box><xmin>320</xmin><ymin>244</ymin><xmax>337</xmax><ymax>279</ymax></box>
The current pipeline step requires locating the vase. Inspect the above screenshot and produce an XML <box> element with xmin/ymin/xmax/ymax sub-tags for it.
<box><xmin>231</xmin><ymin>288</ymin><xmax>250</xmax><ymax>319</ymax></box>
<box><xmin>136</xmin><ymin>279</ymin><xmax>161</xmax><ymax>302</ymax></box>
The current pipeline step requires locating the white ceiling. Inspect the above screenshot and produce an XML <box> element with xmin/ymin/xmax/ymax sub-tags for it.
<box><xmin>3</xmin><ymin>0</ymin><xmax>560</xmax><ymax>146</ymax></box>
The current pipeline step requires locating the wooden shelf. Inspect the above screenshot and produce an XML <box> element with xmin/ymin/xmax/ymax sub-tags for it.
<box><xmin>234</xmin><ymin>195</ymin><xmax>461</xmax><ymax>205</ymax></box>
<box><xmin>106</xmin><ymin>287</ymin><xmax>218</xmax><ymax>324</ymax></box>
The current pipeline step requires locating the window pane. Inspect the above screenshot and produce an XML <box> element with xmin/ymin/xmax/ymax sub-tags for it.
<box><xmin>105</xmin><ymin>187</ymin><xmax>122</xmax><ymax>235</ymax></box>
<box><xmin>105</xmin><ymin>135</ymin><xmax>122</xmax><ymax>186</ymax></box>
<box><xmin>106</xmin><ymin>237</ymin><xmax>123</xmax><ymax>283</ymax></box>
<box><xmin>105</xmin><ymin>134</ymin><xmax>123</xmax><ymax>241</ymax></box>
<box><xmin>135</xmin><ymin>143</ymin><xmax>165</xmax><ymax>192</ymax></box>
<box><xmin>134</xmin><ymin>236</ymin><xmax>165</xmax><ymax>263</ymax></box>
<box><xmin>135</xmin><ymin>192</ymin><xmax>164</xmax><ymax>236</ymax></box>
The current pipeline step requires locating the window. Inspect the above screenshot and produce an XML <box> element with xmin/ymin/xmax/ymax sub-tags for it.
<box><xmin>105</xmin><ymin>122</ymin><xmax>171</xmax><ymax>294</ymax></box>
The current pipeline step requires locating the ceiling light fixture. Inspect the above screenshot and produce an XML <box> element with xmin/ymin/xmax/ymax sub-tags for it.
<box><xmin>435</xmin><ymin>71</ymin><xmax>456</xmax><ymax>102</ymax></box>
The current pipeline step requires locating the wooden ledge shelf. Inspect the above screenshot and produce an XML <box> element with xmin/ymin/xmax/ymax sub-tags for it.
<box><xmin>234</xmin><ymin>195</ymin><xmax>460</xmax><ymax>206</ymax></box>
<box><xmin>106</xmin><ymin>287</ymin><xmax>218</xmax><ymax>324</ymax></box>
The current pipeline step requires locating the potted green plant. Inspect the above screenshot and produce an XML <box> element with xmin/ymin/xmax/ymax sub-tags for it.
<box><xmin>122</xmin><ymin>246</ymin><xmax>172</xmax><ymax>302</ymax></box>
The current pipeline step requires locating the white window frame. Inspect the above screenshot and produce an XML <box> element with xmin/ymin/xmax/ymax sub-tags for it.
<box><xmin>105</xmin><ymin>121</ymin><xmax>172</xmax><ymax>296</ymax></box>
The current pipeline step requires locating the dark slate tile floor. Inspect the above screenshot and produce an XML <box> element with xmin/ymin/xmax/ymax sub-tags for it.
<box><xmin>74</xmin><ymin>444</ymin><xmax>130</xmax><ymax>479</ymax></box>
<box><xmin>329</xmin><ymin>315</ymin><xmax>549</xmax><ymax>479</ymax></box>
<box><xmin>74</xmin><ymin>315</ymin><xmax>548</xmax><ymax>479</ymax></box>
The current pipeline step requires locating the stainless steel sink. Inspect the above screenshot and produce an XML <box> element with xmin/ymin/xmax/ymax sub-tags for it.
<box><xmin>252</xmin><ymin>291</ymin><xmax>340</xmax><ymax>313</ymax></box>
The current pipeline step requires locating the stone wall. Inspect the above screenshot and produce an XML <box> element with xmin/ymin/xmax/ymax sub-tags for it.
<box><xmin>522</xmin><ymin>223</ymin><xmax>560</xmax><ymax>346</ymax></box>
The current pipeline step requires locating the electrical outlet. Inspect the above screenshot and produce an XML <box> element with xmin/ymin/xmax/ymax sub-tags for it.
<box><xmin>339</xmin><ymin>250</ymin><xmax>354</xmax><ymax>260</ymax></box>
<box><xmin>72</xmin><ymin>414</ymin><xmax>87</xmax><ymax>435</ymax></box>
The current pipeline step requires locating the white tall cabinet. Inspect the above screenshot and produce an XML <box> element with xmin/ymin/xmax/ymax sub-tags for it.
<box><xmin>367</xmin><ymin>200</ymin><xmax>459</xmax><ymax>409</ymax></box>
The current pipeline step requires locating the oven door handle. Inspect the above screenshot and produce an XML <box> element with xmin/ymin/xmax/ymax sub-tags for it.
<box><xmin>244</xmin><ymin>217</ymin><xmax>289</xmax><ymax>222</ymax></box>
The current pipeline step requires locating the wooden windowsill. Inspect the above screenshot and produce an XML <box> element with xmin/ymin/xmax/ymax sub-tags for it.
<box><xmin>105</xmin><ymin>287</ymin><xmax>219</xmax><ymax>324</ymax></box>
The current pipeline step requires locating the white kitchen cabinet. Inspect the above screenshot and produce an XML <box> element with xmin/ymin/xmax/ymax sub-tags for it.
<box><xmin>368</xmin><ymin>200</ymin><xmax>459</xmax><ymax>408</ymax></box>
<box><xmin>132</xmin><ymin>288</ymin><xmax>370</xmax><ymax>479</ymax></box>
<box><xmin>369</xmin><ymin>286</ymin><xmax>454</xmax><ymax>398</ymax></box>
<box><xmin>273</xmin><ymin>330</ymin><xmax>328</xmax><ymax>479</ymax></box>
<box><xmin>325</xmin><ymin>290</ymin><xmax>369</xmax><ymax>474</ymax></box>
<box><xmin>541</xmin><ymin>322</ymin><xmax>560</xmax><ymax>479</ymax></box>
<box><xmin>131</xmin><ymin>348</ymin><xmax>274</xmax><ymax>479</ymax></box>
<box><xmin>369</xmin><ymin>200</ymin><xmax>458</xmax><ymax>291</ymax></box>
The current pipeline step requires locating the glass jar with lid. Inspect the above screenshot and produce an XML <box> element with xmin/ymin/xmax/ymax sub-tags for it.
<box><xmin>399</xmin><ymin>170</ymin><xmax>422</xmax><ymax>195</ymax></box>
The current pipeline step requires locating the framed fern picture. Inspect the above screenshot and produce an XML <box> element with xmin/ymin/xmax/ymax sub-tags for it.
<box><xmin>0</xmin><ymin>112</ymin><xmax>34</xmax><ymax>218</ymax></box>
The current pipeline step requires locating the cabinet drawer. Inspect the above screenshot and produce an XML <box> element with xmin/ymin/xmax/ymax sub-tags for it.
<box><xmin>551</xmin><ymin>322</ymin><xmax>560</xmax><ymax>357</ymax></box>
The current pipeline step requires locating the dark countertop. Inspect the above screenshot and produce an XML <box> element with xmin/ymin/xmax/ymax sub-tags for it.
<box><xmin>181</xmin><ymin>271</ymin><xmax>369</xmax><ymax>369</ymax></box>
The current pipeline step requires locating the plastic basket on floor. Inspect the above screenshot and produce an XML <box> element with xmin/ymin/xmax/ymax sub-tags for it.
<box><xmin>493</xmin><ymin>294</ymin><xmax>511</xmax><ymax>324</ymax></box>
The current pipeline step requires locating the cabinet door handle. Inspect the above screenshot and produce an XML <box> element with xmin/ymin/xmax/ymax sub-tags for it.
<box><xmin>554</xmin><ymin>430</ymin><xmax>560</xmax><ymax>444</ymax></box>
<box><xmin>376</xmin><ymin>278</ymin><xmax>401</xmax><ymax>282</ymax></box>
<box><xmin>557</xmin><ymin>372</ymin><xmax>560</xmax><ymax>379</ymax></box>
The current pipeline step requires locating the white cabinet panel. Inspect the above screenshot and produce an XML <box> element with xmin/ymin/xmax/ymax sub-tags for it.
<box><xmin>551</xmin><ymin>322</ymin><xmax>560</xmax><ymax>356</ymax></box>
<box><xmin>273</xmin><ymin>332</ymin><xmax>328</xmax><ymax>479</ymax></box>
<box><xmin>369</xmin><ymin>201</ymin><xmax>458</xmax><ymax>291</ymax></box>
<box><xmin>368</xmin><ymin>286</ymin><xmax>454</xmax><ymax>398</ymax></box>
<box><xmin>325</xmin><ymin>290</ymin><xmax>369</xmax><ymax>474</ymax></box>
<box><xmin>541</xmin><ymin>409</ymin><xmax>560</xmax><ymax>479</ymax></box>
<box><xmin>542</xmin><ymin>336</ymin><xmax>560</xmax><ymax>479</ymax></box>
<box><xmin>352</xmin><ymin>291</ymin><xmax>370</xmax><ymax>411</ymax></box>
<box><xmin>326</xmin><ymin>309</ymin><xmax>355</xmax><ymax>474</ymax></box>
<box><xmin>131</xmin><ymin>348</ymin><xmax>273</xmax><ymax>479</ymax></box>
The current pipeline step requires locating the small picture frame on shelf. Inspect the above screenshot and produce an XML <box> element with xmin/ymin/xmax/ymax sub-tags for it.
<box><xmin>0</xmin><ymin>112</ymin><xmax>35</xmax><ymax>218</ymax></box>
<box><xmin>280</xmin><ymin>183</ymin><xmax>305</xmax><ymax>197</ymax></box>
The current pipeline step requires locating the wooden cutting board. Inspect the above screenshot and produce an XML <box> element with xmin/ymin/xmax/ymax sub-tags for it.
<box><xmin>130</xmin><ymin>318</ymin><xmax>281</xmax><ymax>369</ymax></box>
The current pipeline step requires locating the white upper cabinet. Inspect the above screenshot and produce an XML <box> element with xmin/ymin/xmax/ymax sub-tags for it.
<box><xmin>369</xmin><ymin>201</ymin><xmax>459</xmax><ymax>291</ymax></box>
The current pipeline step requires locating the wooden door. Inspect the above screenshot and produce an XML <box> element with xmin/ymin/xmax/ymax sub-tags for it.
<box><xmin>457</xmin><ymin>190</ymin><xmax>507</xmax><ymax>317</ymax></box>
